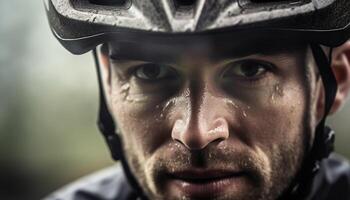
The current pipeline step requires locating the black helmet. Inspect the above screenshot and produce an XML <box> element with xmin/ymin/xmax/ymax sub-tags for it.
<box><xmin>44</xmin><ymin>0</ymin><xmax>350</xmax><ymax>199</ymax></box>
<box><xmin>45</xmin><ymin>0</ymin><xmax>350</xmax><ymax>54</ymax></box>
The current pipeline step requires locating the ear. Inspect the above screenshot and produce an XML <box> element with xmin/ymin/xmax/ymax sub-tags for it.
<box><xmin>329</xmin><ymin>41</ymin><xmax>350</xmax><ymax>114</ymax></box>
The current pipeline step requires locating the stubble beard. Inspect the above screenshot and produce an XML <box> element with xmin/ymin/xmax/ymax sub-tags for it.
<box><xmin>123</xmin><ymin>134</ymin><xmax>305</xmax><ymax>200</ymax></box>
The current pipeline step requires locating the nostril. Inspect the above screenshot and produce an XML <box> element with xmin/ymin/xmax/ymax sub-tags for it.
<box><xmin>176</xmin><ymin>138</ymin><xmax>205</xmax><ymax>150</ymax></box>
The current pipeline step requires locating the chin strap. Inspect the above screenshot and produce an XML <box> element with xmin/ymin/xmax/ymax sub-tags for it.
<box><xmin>280</xmin><ymin>44</ymin><xmax>337</xmax><ymax>200</ymax></box>
<box><xmin>92</xmin><ymin>48</ymin><xmax>148</xmax><ymax>200</ymax></box>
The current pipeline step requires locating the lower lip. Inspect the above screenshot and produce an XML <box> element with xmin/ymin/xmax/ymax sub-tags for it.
<box><xmin>168</xmin><ymin>175</ymin><xmax>248</xmax><ymax>198</ymax></box>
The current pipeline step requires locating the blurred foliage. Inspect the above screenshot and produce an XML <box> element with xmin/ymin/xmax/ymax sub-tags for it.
<box><xmin>0</xmin><ymin>1</ymin><xmax>349</xmax><ymax>200</ymax></box>
<box><xmin>0</xmin><ymin>1</ymin><xmax>113</xmax><ymax>199</ymax></box>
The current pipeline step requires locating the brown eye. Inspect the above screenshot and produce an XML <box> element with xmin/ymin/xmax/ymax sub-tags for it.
<box><xmin>223</xmin><ymin>60</ymin><xmax>270</xmax><ymax>78</ymax></box>
<box><xmin>134</xmin><ymin>63</ymin><xmax>177</xmax><ymax>80</ymax></box>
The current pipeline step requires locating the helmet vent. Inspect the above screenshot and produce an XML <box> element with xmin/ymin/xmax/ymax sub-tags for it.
<box><xmin>174</xmin><ymin>0</ymin><xmax>197</xmax><ymax>9</ymax></box>
<box><xmin>88</xmin><ymin>0</ymin><xmax>127</xmax><ymax>6</ymax></box>
<box><xmin>239</xmin><ymin>0</ymin><xmax>307</xmax><ymax>10</ymax></box>
<box><xmin>249</xmin><ymin>0</ymin><xmax>302</xmax><ymax>3</ymax></box>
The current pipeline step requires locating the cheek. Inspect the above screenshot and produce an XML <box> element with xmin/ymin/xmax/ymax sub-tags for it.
<box><xmin>109</xmin><ymin>81</ymin><xmax>170</xmax><ymax>160</ymax></box>
<box><xmin>243</xmin><ymin>82</ymin><xmax>306</xmax><ymax>152</ymax></box>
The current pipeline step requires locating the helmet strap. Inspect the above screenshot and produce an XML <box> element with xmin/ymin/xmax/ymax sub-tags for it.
<box><xmin>307</xmin><ymin>44</ymin><xmax>337</xmax><ymax>168</ymax></box>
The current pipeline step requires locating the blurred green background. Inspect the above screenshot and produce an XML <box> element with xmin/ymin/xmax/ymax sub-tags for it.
<box><xmin>0</xmin><ymin>1</ymin><xmax>349</xmax><ymax>200</ymax></box>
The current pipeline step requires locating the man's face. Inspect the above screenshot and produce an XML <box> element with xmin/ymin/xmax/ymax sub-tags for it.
<box><xmin>103</xmin><ymin>42</ymin><xmax>315</xmax><ymax>200</ymax></box>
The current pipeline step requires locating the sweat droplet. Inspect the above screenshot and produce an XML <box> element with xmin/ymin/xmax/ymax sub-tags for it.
<box><xmin>224</xmin><ymin>99</ymin><xmax>238</xmax><ymax>109</ymax></box>
<box><xmin>120</xmin><ymin>83</ymin><xmax>130</xmax><ymax>91</ymax></box>
<box><xmin>271</xmin><ymin>83</ymin><xmax>283</xmax><ymax>102</ymax></box>
<box><xmin>184</xmin><ymin>89</ymin><xmax>190</xmax><ymax>98</ymax></box>
<box><xmin>120</xmin><ymin>84</ymin><xmax>148</xmax><ymax>103</ymax></box>
<box><xmin>120</xmin><ymin>83</ymin><xmax>130</xmax><ymax>101</ymax></box>
<box><xmin>242</xmin><ymin>110</ymin><xmax>247</xmax><ymax>117</ymax></box>
<box><xmin>275</xmin><ymin>84</ymin><xmax>284</xmax><ymax>96</ymax></box>
<box><xmin>163</xmin><ymin>99</ymin><xmax>176</xmax><ymax>112</ymax></box>
<box><xmin>126</xmin><ymin>95</ymin><xmax>134</xmax><ymax>102</ymax></box>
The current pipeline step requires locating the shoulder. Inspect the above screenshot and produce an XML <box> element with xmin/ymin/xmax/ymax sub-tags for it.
<box><xmin>43</xmin><ymin>164</ymin><xmax>134</xmax><ymax>200</ymax></box>
<box><xmin>309</xmin><ymin>153</ymin><xmax>350</xmax><ymax>200</ymax></box>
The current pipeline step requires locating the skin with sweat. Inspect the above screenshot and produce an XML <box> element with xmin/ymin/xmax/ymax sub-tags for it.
<box><xmin>100</xmin><ymin>44</ymin><xmax>320</xmax><ymax>200</ymax></box>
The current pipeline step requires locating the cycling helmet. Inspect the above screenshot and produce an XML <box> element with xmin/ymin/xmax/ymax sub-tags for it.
<box><xmin>45</xmin><ymin>0</ymin><xmax>350</xmax><ymax>54</ymax></box>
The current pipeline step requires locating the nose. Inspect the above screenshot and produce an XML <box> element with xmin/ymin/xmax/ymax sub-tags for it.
<box><xmin>171</xmin><ymin>84</ymin><xmax>229</xmax><ymax>150</ymax></box>
<box><xmin>172</xmin><ymin>118</ymin><xmax>229</xmax><ymax>150</ymax></box>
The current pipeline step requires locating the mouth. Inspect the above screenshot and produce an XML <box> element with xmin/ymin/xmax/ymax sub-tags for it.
<box><xmin>167</xmin><ymin>169</ymin><xmax>250</xmax><ymax>198</ymax></box>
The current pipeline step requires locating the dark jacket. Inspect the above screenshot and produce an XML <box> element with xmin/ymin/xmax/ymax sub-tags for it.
<box><xmin>43</xmin><ymin>154</ymin><xmax>350</xmax><ymax>200</ymax></box>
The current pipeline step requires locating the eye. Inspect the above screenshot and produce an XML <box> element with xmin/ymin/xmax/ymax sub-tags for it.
<box><xmin>223</xmin><ymin>60</ymin><xmax>271</xmax><ymax>79</ymax></box>
<box><xmin>134</xmin><ymin>63</ymin><xmax>177</xmax><ymax>81</ymax></box>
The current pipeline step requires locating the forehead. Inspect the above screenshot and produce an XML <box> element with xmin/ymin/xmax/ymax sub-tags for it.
<box><xmin>108</xmin><ymin>37</ymin><xmax>308</xmax><ymax>63</ymax></box>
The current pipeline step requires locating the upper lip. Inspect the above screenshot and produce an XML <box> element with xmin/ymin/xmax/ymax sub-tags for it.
<box><xmin>169</xmin><ymin>169</ymin><xmax>246</xmax><ymax>181</ymax></box>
